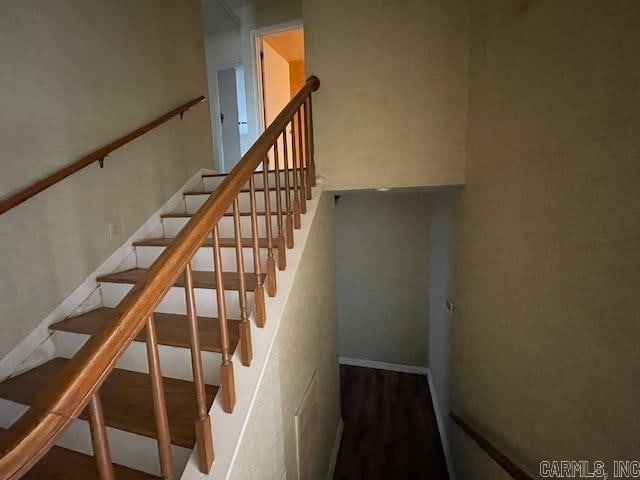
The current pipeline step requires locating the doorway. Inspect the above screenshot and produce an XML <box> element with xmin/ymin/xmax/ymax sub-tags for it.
<box><xmin>216</xmin><ymin>64</ymin><xmax>249</xmax><ymax>171</ymax></box>
<box><xmin>255</xmin><ymin>26</ymin><xmax>305</xmax><ymax>169</ymax></box>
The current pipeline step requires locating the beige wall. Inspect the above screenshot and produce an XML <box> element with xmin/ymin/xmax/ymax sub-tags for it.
<box><xmin>289</xmin><ymin>59</ymin><xmax>306</xmax><ymax>97</ymax></box>
<box><xmin>263</xmin><ymin>41</ymin><xmax>292</xmax><ymax>130</ymax></box>
<box><xmin>335</xmin><ymin>192</ymin><xmax>430</xmax><ymax>366</ymax></box>
<box><xmin>451</xmin><ymin>1</ymin><xmax>640</xmax><ymax>476</ymax></box>
<box><xmin>232</xmin><ymin>194</ymin><xmax>341</xmax><ymax>479</ymax></box>
<box><xmin>0</xmin><ymin>1</ymin><xmax>213</xmax><ymax>359</ymax></box>
<box><xmin>303</xmin><ymin>0</ymin><xmax>469</xmax><ymax>191</ymax></box>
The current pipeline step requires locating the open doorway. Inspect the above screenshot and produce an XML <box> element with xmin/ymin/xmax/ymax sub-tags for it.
<box><xmin>255</xmin><ymin>26</ymin><xmax>305</xmax><ymax>169</ymax></box>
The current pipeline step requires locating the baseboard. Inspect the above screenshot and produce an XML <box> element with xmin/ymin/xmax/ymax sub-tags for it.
<box><xmin>0</xmin><ymin>168</ymin><xmax>215</xmax><ymax>381</ymax></box>
<box><xmin>426</xmin><ymin>369</ymin><xmax>456</xmax><ymax>480</ymax></box>
<box><xmin>327</xmin><ymin>418</ymin><xmax>344</xmax><ymax>479</ymax></box>
<box><xmin>339</xmin><ymin>357</ymin><xmax>428</xmax><ymax>375</ymax></box>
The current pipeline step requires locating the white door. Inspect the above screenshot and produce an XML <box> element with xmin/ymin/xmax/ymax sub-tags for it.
<box><xmin>217</xmin><ymin>67</ymin><xmax>241</xmax><ymax>171</ymax></box>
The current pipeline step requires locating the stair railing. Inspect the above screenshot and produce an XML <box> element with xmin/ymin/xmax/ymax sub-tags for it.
<box><xmin>0</xmin><ymin>96</ymin><xmax>206</xmax><ymax>216</ymax></box>
<box><xmin>0</xmin><ymin>75</ymin><xmax>320</xmax><ymax>480</ymax></box>
<box><xmin>450</xmin><ymin>412</ymin><xmax>535</xmax><ymax>480</ymax></box>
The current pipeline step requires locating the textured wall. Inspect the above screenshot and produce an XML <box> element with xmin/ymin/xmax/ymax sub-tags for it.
<box><xmin>335</xmin><ymin>192</ymin><xmax>430</xmax><ymax>366</ymax></box>
<box><xmin>452</xmin><ymin>1</ymin><xmax>640</xmax><ymax>477</ymax></box>
<box><xmin>427</xmin><ymin>190</ymin><xmax>457</xmax><ymax>442</ymax></box>
<box><xmin>0</xmin><ymin>1</ymin><xmax>213</xmax><ymax>358</ymax></box>
<box><xmin>304</xmin><ymin>0</ymin><xmax>469</xmax><ymax>191</ymax></box>
<box><xmin>232</xmin><ymin>194</ymin><xmax>341</xmax><ymax>479</ymax></box>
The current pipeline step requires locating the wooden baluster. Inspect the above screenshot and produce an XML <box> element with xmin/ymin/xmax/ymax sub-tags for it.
<box><xmin>88</xmin><ymin>392</ymin><xmax>115</xmax><ymax>480</ymax></box>
<box><xmin>145</xmin><ymin>315</ymin><xmax>173</xmax><ymax>479</ymax></box>
<box><xmin>272</xmin><ymin>137</ymin><xmax>286</xmax><ymax>270</ymax></box>
<box><xmin>296</xmin><ymin>108</ymin><xmax>310</xmax><ymax>207</ymax></box>
<box><xmin>306</xmin><ymin>94</ymin><xmax>317</xmax><ymax>187</ymax></box>
<box><xmin>283</xmin><ymin>128</ymin><xmax>294</xmax><ymax>248</ymax></box>
<box><xmin>232</xmin><ymin>198</ymin><xmax>253</xmax><ymax>366</ymax></box>
<box><xmin>262</xmin><ymin>157</ymin><xmax>277</xmax><ymax>297</ymax></box>
<box><xmin>183</xmin><ymin>263</ymin><xmax>214</xmax><ymax>472</ymax></box>
<box><xmin>212</xmin><ymin>224</ymin><xmax>236</xmax><ymax>413</ymax></box>
<box><xmin>290</xmin><ymin>119</ymin><xmax>302</xmax><ymax>229</ymax></box>
<box><xmin>249</xmin><ymin>175</ymin><xmax>267</xmax><ymax>327</ymax></box>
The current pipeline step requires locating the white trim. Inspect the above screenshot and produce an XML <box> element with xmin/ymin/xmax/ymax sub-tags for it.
<box><xmin>327</xmin><ymin>418</ymin><xmax>344</xmax><ymax>479</ymax></box>
<box><xmin>0</xmin><ymin>168</ymin><xmax>214</xmax><ymax>382</ymax></box>
<box><xmin>338</xmin><ymin>357</ymin><xmax>428</xmax><ymax>375</ymax></box>
<box><xmin>427</xmin><ymin>369</ymin><xmax>456</xmax><ymax>480</ymax></box>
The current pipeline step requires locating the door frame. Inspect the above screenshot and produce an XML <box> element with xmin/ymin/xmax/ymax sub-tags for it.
<box><xmin>212</xmin><ymin>62</ymin><xmax>243</xmax><ymax>172</ymax></box>
<box><xmin>250</xmin><ymin>20</ymin><xmax>303</xmax><ymax>135</ymax></box>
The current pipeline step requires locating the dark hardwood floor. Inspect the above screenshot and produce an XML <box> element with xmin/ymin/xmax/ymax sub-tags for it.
<box><xmin>334</xmin><ymin>365</ymin><xmax>449</xmax><ymax>480</ymax></box>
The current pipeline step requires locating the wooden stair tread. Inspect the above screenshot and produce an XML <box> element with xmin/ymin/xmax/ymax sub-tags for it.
<box><xmin>202</xmin><ymin>170</ymin><xmax>285</xmax><ymax>178</ymax></box>
<box><xmin>134</xmin><ymin>236</ymin><xmax>279</xmax><ymax>249</ymax></box>
<box><xmin>98</xmin><ymin>268</ymin><xmax>266</xmax><ymax>291</ymax></box>
<box><xmin>0</xmin><ymin>428</ymin><xmax>159</xmax><ymax>480</ymax></box>
<box><xmin>50</xmin><ymin>307</ymin><xmax>239</xmax><ymax>354</ymax></box>
<box><xmin>161</xmin><ymin>211</ymin><xmax>271</xmax><ymax>218</ymax></box>
<box><xmin>0</xmin><ymin>358</ymin><xmax>217</xmax><ymax>448</ymax></box>
<box><xmin>184</xmin><ymin>187</ymin><xmax>277</xmax><ymax>195</ymax></box>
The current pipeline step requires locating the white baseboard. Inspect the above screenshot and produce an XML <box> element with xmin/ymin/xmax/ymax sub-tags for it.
<box><xmin>327</xmin><ymin>418</ymin><xmax>344</xmax><ymax>479</ymax></box>
<box><xmin>339</xmin><ymin>357</ymin><xmax>428</xmax><ymax>375</ymax></box>
<box><xmin>426</xmin><ymin>369</ymin><xmax>455</xmax><ymax>480</ymax></box>
<box><xmin>0</xmin><ymin>168</ymin><xmax>215</xmax><ymax>381</ymax></box>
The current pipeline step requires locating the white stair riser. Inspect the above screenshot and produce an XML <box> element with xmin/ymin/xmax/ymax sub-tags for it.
<box><xmin>101</xmin><ymin>282</ymin><xmax>252</xmax><ymax>318</ymax></box>
<box><xmin>0</xmin><ymin>399</ymin><xmax>190</xmax><ymax>477</ymax></box>
<box><xmin>202</xmin><ymin>171</ymin><xmax>297</xmax><ymax>191</ymax></box>
<box><xmin>185</xmin><ymin>190</ymin><xmax>288</xmax><ymax>214</ymax></box>
<box><xmin>162</xmin><ymin>215</ymin><xmax>279</xmax><ymax>238</ymax></box>
<box><xmin>136</xmin><ymin>245</ymin><xmax>268</xmax><ymax>273</ymax></box>
<box><xmin>53</xmin><ymin>331</ymin><xmax>222</xmax><ymax>384</ymax></box>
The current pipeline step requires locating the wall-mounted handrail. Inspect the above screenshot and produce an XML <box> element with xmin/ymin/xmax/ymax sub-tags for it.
<box><xmin>450</xmin><ymin>412</ymin><xmax>534</xmax><ymax>480</ymax></box>
<box><xmin>0</xmin><ymin>96</ymin><xmax>206</xmax><ymax>216</ymax></box>
<box><xmin>0</xmin><ymin>75</ymin><xmax>319</xmax><ymax>479</ymax></box>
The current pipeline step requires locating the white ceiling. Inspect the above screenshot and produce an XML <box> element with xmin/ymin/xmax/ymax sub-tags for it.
<box><xmin>264</xmin><ymin>29</ymin><xmax>304</xmax><ymax>62</ymax></box>
<box><xmin>202</xmin><ymin>0</ymin><xmax>274</xmax><ymax>36</ymax></box>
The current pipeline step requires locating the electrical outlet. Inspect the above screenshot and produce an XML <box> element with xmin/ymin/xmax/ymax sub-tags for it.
<box><xmin>107</xmin><ymin>221</ymin><xmax>121</xmax><ymax>240</ymax></box>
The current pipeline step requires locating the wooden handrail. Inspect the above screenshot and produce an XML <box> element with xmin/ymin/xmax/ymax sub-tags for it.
<box><xmin>450</xmin><ymin>412</ymin><xmax>534</xmax><ymax>480</ymax></box>
<box><xmin>0</xmin><ymin>75</ymin><xmax>320</xmax><ymax>480</ymax></box>
<box><xmin>0</xmin><ymin>96</ymin><xmax>206</xmax><ymax>216</ymax></box>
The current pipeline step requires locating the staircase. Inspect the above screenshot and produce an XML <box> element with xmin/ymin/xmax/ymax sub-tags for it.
<box><xmin>0</xmin><ymin>77</ymin><xmax>320</xmax><ymax>479</ymax></box>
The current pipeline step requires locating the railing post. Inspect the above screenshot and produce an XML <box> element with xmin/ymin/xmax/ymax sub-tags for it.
<box><xmin>273</xmin><ymin>138</ymin><xmax>286</xmax><ymax>270</ymax></box>
<box><xmin>145</xmin><ymin>315</ymin><xmax>174</xmax><ymax>479</ymax></box>
<box><xmin>249</xmin><ymin>176</ymin><xmax>267</xmax><ymax>327</ymax></box>
<box><xmin>262</xmin><ymin>159</ymin><xmax>277</xmax><ymax>297</ymax></box>
<box><xmin>88</xmin><ymin>392</ymin><xmax>115</xmax><ymax>480</ymax></box>
<box><xmin>183</xmin><ymin>263</ymin><xmax>215</xmax><ymax>473</ymax></box>
<box><xmin>306</xmin><ymin>94</ymin><xmax>317</xmax><ymax>187</ymax></box>
<box><xmin>212</xmin><ymin>224</ymin><xmax>236</xmax><ymax>413</ymax></box>
<box><xmin>232</xmin><ymin>198</ymin><xmax>253</xmax><ymax>367</ymax></box>
<box><xmin>296</xmin><ymin>110</ymin><xmax>308</xmax><ymax>212</ymax></box>
<box><xmin>283</xmin><ymin>129</ymin><xmax>294</xmax><ymax>248</ymax></box>
<box><xmin>290</xmin><ymin>119</ymin><xmax>302</xmax><ymax>229</ymax></box>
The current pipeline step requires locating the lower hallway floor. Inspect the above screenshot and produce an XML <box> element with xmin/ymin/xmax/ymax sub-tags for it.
<box><xmin>334</xmin><ymin>365</ymin><xmax>449</xmax><ymax>479</ymax></box>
